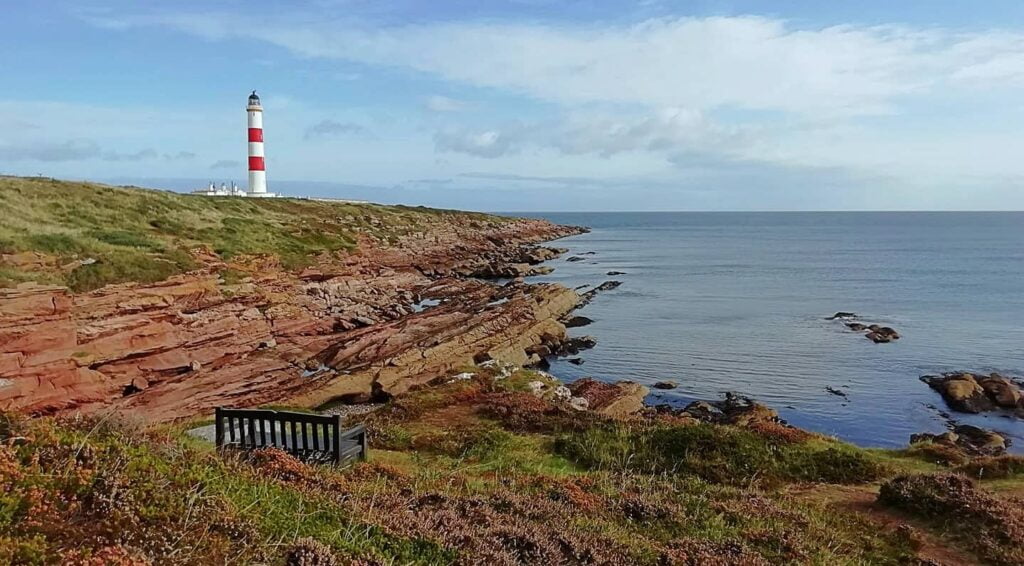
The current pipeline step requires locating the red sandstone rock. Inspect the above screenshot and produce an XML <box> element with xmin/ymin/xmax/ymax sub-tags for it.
<box><xmin>0</xmin><ymin>218</ymin><xmax>584</xmax><ymax>422</ymax></box>
<box><xmin>568</xmin><ymin>378</ymin><xmax>649</xmax><ymax>419</ymax></box>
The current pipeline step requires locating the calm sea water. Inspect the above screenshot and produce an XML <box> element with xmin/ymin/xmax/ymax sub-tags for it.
<box><xmin>515</xmin><ymin>212</ymin><xmax>1024</xmax><ymax>450</ymax></box>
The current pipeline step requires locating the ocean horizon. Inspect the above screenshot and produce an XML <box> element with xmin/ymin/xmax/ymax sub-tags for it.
<box><xmin>515</xmin><ymin>211</ymin><xmax>1024</xmax><ymax>450</ymax></box>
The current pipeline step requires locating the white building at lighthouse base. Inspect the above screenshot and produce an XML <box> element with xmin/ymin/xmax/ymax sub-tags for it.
<box><xmin>190</xmin><ymin>182</ymin><xmax>278</xmax><ymax>198</ymax></box>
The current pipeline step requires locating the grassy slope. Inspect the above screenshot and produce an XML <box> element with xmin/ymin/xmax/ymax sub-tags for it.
<box><xmin>0</xmin><ymin>176</ymin><xmax>502</xmax><ymax>291</ymax></box>
<box><xmin>3</xmin><ymin>367</ymin><xmax>1021</xmax><ymax>564</ymax></box>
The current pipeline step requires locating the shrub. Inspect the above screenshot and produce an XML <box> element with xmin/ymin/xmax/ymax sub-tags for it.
<box><xmin>67</xmin><ymin>251</ymin><xmax>182</xmax><ymax>292</ymax></box>
<box><xmin>87</xmin><ymin>229</ymin><xmax>163</xmax><ymax>251</ymax></box>
<box><xmin>26</xmin><ymin>233</ymin><xmax>82</xmax><ymax>255</ymax></box>
<box><xmin>556</xmin><ymin>423</ymin><xmax>885</xmax><ymax>485</ymax></box>
<box><xmin>904</xmin><ymin>441</ymin><xmax>969</xmax><ymax>466</ymax></box>
<box><xmin>782</xmin><ymin>446</ymin><xmax>888</xmax><ymax>484</ymax></box>
<box><xmin>285</xmin><ymin>537</ymin><xmax>338</xmax><ymax>566</ymax></box>
<box><xmin>955</xmin><ymin>455</ymin><xmax>1024</xmax><ymax>480</ymax></box>
<box><xmin>878</xmin><ymin>473</ymin><xmax>1024</xmax><ymax>565</ymax></box>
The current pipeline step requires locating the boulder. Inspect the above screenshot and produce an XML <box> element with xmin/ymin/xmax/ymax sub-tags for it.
<box><xmin>527</xmin><ymin>381</ymin><xmax>547</xmax><ymax>397</ymax></box>
<box><xmin>827</xmin><ymin>312</ymin><xmax>857</xmax><ymax>320</ymax></box>
<box><xmin>683</xmin><ymin>393</ymin><xmax>780</xmax><ymax>428</ymax></box>
<box><xmin>568</xmin><ymin>396</ymin><xmax>589</xmax><ymax>411</ymax></box>
<box><xmin>652</xmin><ymin>381</ymin><xmax>677</xmax><ymax>390</ymax></box>
<box><xmin>978</xmin><ymin>375</ymin><xmax>1022</xmax><ymax>408</ymax></box>
<box><xmin>569</xmin><ymin>378</ymin><xmax>648</xmax><ymax>418</ymax></box>
<box><xmin>921</xmin><ymin>373</ymin><xmax>997</xmax><ymax>413</ymax></box>
<box><xmin>865</xmin><ymin>325</ymin><xmax>900</xmax><ymax>343</ymax></box>
<box><xmin>910</xmin><ymin>425</ymin><xmax>1008</xmax><ymax>457</ymax></box>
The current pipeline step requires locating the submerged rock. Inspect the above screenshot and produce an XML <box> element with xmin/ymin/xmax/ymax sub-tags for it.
<box><xmin>831</xmin><ymin>313</ymin><xmax>901</xmax><ymax>344</ymax></box>
<box><xmin>865</xmin><ymin>325</ymin><xmax>900</xmax><ymax>343</ymax></box>
<box><xmin>652</xmin><ymin>381</ymin><xmax>677</xmax><ymax>390</ymax></box>
<box><xmin>826</xmin><ymin>386</ymin><xmax>848</xmax><ymax>397</ymax></box>
<box><xmin>578</xmin><ymin>280</ymin><xmax>622</xmax><ymax>307</ymax></box>
<box><xmin>553</xmin><ymin>335</ymin><xmax>598</xmax><ymax>356</ymax></box>
<box><xmin>562</xmin><ymin>315</ymin><xmax>594</xmax><ymax>328</ymax></box>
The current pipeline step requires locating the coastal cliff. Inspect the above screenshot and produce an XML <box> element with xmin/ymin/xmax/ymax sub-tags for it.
<box><xmin>0</xmin><ymin>176</ymin><xmax>585</xmax><ymax>421</ymax></box>
<box><xmin>3</xmin><ymin>177</ymin><xmax>1024</xmax><ymax>565</ymax></box>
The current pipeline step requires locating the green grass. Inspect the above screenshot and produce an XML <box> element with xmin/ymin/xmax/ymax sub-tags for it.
<box><xmin>0</xmin><ymin>413</ymin><xmax>453</xmax><ymax>565</ymax></box>
<box><xmin>0</xmin><ymin>176</ymin><xmax>507</xmax><ymax>291</ymax></box>
<box><xmin>5</xmin><ymin>369</ymin><xmax>1015</xmax><ymax>564</ymax></box>
<box><xmin>554</xmin><ymin>422</ymin><xmax>890</xmax><ymax>486</ymax></box>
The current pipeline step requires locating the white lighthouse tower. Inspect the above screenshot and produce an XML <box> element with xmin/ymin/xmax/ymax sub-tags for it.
<box><xmin>246</xmin><ymin>91</ymin><xmax>272</xmax><ymax>196</ymax></box>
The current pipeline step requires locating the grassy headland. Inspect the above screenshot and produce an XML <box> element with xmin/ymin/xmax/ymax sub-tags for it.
<box><xmin>0</xmin><ymin>176</ymin><xmax>501</xmax><ymax>291</ymax></box>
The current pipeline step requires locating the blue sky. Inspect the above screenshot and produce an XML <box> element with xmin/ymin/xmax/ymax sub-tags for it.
<box><xmin>3</xmin><ymin>1</ymin><xmax>1024</xmax><ymax>210</ymax></box>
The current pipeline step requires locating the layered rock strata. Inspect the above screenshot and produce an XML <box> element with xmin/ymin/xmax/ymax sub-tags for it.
<box><xmin>0</xmin><ymin>219</ymin><xmax>585</xmax><ymax>422</ymax></box>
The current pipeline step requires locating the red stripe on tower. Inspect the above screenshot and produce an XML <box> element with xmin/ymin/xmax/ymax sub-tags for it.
<box><xmin>248</xmin><ymin>156</ymin><xmax>265</xmax><ymax>171</ymax></box>
<box><xmin>248</xmin><ymin>128</ymin><xmax>263</xmax><ymax>142</ymax></box>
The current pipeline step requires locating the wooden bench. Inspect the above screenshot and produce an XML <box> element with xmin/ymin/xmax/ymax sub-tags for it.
<box><xmin>214</xmin><ymin>407</ymin><xmax>367</xmax><ymax>465</ymax></box>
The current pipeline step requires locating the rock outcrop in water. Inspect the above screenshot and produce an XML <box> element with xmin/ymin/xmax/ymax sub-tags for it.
<box><xmin>828</xmin><ymin>312</ymin><xmax>901</xmax><ymax>343</ymax></box>
<box><xmin>0</xmin><ymin>217</ymin><xmax>587</xmax><ymax>422</ymax></box>
<box><xmin>678</xmin><ymin>393</ymin><xmax>783</xmax><ymax>428</ymax></box>
<box><xmin>921</xmin><ymin>372</ymin><xmax>1024</xmax><ymax>415</ymax></box>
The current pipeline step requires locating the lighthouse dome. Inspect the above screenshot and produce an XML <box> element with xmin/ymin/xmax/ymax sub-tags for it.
<box><xmin>248</xmin><ymin>91</ymin><xmax>261</xmax><ymax>106</ymax></box>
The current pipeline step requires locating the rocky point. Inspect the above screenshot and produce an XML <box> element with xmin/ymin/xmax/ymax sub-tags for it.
<box><xmin>0</xmin><ymin>216</ymin><xmax>587</xmax><ymax>422</ymax></box>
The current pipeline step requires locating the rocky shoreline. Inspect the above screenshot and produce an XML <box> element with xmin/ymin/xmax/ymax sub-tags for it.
<box><xmin>0</xmin><ymin>215</ymin><xmax>592</xmax><ymax>422</ymax></box>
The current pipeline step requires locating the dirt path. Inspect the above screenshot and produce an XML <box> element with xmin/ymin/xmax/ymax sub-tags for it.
<box><xmin>788</xmin><ymin>483</ymin><xmax>980</xmax><ymax>566</ymax></box>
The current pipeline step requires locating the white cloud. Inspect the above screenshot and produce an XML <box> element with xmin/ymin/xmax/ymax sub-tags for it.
<box><xmin>210</xmin><ymin>159</ymin><xmax>240</xmax><ymax>169</ymax></box>
<box><xmin>434</xmin><ymin>128</ymin><xmax>518</xmax><ymax>158</ymax></box>
<box><xmin>424</xmin><ymin>95</ymin><xmax>467</xmax><ymax>112</ymax></box>
<box><xmin>0</xmin><ymin>139</ymin><xmax>101</xmax><ymax>162</ymax></box>
<box><xmin>304</xmin><ymin>119</ymin><xmax>367</xmax><ymax>140</ymax></box>
<box><xmin>102</xmin><ymin>148</ymin><xmax>157</xmax><ymax>162</ymax></box>
<box><xmin>87</xmin><ymin>12</ymin><xmax>1024</xmax><ymax>118</ymax></box>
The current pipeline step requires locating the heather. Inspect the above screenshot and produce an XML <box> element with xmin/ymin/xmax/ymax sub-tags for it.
<box><xmin>8</xmin><ymin>366</ymin><xmax>1019</xmax><ymax>564</ymax></box>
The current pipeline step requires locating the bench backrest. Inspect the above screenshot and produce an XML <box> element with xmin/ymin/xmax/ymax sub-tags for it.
<box><xmin>214</xmin><ymin>407</ymin><xmax>367</xmax><ymax>465</ymax></box>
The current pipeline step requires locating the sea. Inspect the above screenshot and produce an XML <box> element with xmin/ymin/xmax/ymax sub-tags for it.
<box><xmin>513</xmin><ymin>211</ymin><xmax>1024</xmax><ymax>450</ymax></box>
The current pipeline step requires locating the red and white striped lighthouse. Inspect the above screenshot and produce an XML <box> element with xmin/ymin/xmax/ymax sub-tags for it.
<box><xmin>246</xmin><ymin>91</ymin><xmax>268</xmax><ymax>195</ymax></box>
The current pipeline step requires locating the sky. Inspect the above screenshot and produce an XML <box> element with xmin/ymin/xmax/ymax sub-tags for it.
<box><xmin>3</xmin><ymin>1</ymin><xmax>1024</xmax><ymax>211</ymax></box>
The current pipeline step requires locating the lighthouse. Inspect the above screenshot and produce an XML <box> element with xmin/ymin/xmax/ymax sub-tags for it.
<box><xmin>246</xmin><ymin>91</ymin><xmax>270</xmax><ymax>196</ymax></box>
